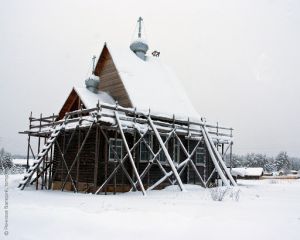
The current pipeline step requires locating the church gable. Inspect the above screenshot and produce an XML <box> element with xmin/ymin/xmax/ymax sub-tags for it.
<box><xmin>94</xmin><ymin>45</ymin><xmax>132</xmax><ymax>108</ymax></box>
<box><xmin>57</xmin><ymin>88</ymin><xmax>84</xmax><ymax>120</ymax></box>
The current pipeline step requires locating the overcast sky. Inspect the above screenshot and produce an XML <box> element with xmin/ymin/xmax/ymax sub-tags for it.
<box><xmin>0</xmin><ymin>0</ymin><xmax>299</xmax><ymax>157</ymax></box>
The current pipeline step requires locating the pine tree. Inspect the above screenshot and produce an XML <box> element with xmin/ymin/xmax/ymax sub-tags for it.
<box><xmin>0</xmin><ymin>148</ymin><xmax>13</xmax><ymax>170</ymax></box>
<box><xmin>274</xmin><ymin>151</ymin><xmax>290</xmax><ymax>172</ymax></box>
<box><xmin>233</xmin><ymin>154</ymin><xmax>243</xmax><ymax>167</ymax></box>
<box><xmin>245</xmin><ymin>153</ymin><xmax>267</xmax><ymax>169</ymax></box>
<box><xmin>226</xmin><ymin>154</ymin><xmax>244</xmax><ymax>168</ymax></box>
<box><xmin>264</xmin><ymin>157</ymin><xmax>276</xmax><ymax>172</ymax></box>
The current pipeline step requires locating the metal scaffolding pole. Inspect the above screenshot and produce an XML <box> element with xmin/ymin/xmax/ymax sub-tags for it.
<box><xmin>201</xmin><ymin>126</ymin><xmax>230</xmax><ymax>187</ymax></box>
<box><xmin>203</xmin><ymin>126</ymin><xmax>237</xmax><ymax>187</ymax></box>
<box><xmin>147</xmin><ymin>116</ymin><xmax>185</xmax><ymax>191</ymax></box>
<box><xmin>115</xmin><ymin>111</ymin><xmax>146</xmax><ymax>196</ymax></box>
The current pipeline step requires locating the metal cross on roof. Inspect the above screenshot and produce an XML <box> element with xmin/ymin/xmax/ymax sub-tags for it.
<box><xmin>92</xmin><ymin>55</ymin><xmax>96</xmax><ymax>73</ymax></box>
<box><xmin>137</xmin><ymin>17</ymin><xmax>143</xmax><ymax>38</ymax></box>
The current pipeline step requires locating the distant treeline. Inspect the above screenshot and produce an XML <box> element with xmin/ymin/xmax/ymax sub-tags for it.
<box><xmin>2</xmin><ymin>147</ymin><xmax>300</xmax><ymax>173</ymax></box>
<box><xmin>225</xmin><ymin>151</ymin><xmax>300</xmax><ymax>172</ymax></box>
<box><xmin>0</xmin><ymin>148</ymin><xmax>25</xmax><ymax>174</ymax></box>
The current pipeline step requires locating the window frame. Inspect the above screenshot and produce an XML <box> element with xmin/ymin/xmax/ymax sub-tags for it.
<box><xmin>158</xmin><ymin>136</ymin><xmax>168</xmax><ymax>164</ymax></box>
<box><xmin>195</xmin><ymin>146</ymin><xmax>206</xmax><ymax>166</ymax></box>
<box><xmin>139</xmin><ymin>134</ymin><xmax>153</xmax><ymax>162</ymax></box>
<box><xmin>108</xmin><ymin>138</ymin><xmax>123</xmax><ymax>162</ymax></box>
<box><xmin>174</xmin><ymin>140</ymin><xmax>181</xmax><ymax>164</ymax></box>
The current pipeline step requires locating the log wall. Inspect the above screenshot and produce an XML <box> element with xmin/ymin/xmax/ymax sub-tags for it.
<box><xmin>52</xmin><ymin>125</ymin><xmax>216</xmax><ymax>193</ymax></box>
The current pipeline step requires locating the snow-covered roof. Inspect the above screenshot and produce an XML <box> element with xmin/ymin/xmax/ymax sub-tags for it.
<box><xmin>104</xmin><ymin>43</ymin><xmax>200</xmax><ymax>121</ymax></box>
<box><xmin>12</xmin><ymin>158</ymin><xmax>34</xmax><ymax>166</ymax></box>
<box><xmin>74</xmin><ymin>87</ymin><xmax>116</xmax><ymax>109</ymax></box>
<box><xmin>231</xmin><ymin>167</ymin><xmax>264</xmax><ymax>177</ymax></box>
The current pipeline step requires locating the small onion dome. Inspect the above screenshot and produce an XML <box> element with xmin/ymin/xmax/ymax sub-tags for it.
<box><xmin>130</xmin><ymin>17</ymin><xmax>149</xmax><ymax>61</ymax></box>
<box><xmin>85</xmin><ymin>74</ymin><xmax>100</xmax><ymax>93</ymax></box>
<box><xmin>130</xmin><ymin>39</ymin><xmax>149</xmax><ymax>60</ymax></box>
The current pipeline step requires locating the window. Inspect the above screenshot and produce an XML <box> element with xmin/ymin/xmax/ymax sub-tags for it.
<box><xmin>158</xmin><ymin>151</ymin><xmax>166</xmax><ymax>163</ymax></box>
<box><xmin>109</xmin><ymin>138</ymin><xmax>123</xmax><ymax>161</ymax></box>
<box><xmin>174</xmin><ymin>141</ymin><xmax>181</xmax><ymax>163</ymax></box>
<box><xmin>140</xmin><ymin>134</ymin><xmax>152</xmax><ymax>162</ymax></box>
<box><xmin>158</xmin><ymin>136</ymin><xmax>168</xmax><ymax>163</ymax></box>
<box><xmin>195</xmin><ymin>147</ymin><xmax>205</xmax><ymax>165</ymax></box>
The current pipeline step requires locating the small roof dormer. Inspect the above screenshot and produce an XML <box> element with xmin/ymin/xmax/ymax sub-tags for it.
<box><xmin>130</xmin><ymin>17</ymin><xmax>149</xmax><ymax>61</ymax></box>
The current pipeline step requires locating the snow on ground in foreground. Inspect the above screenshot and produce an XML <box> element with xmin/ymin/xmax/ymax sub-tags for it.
<box><xmin>0</xmin><ymin>175</ymin><xmax>300</xmax><ymax>240</ymax></box>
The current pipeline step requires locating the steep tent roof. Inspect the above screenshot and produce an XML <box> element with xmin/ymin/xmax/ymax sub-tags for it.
<box><xmin>95</xmin><ymin>43</ymin><xmax>200</xmax><ymax>121</ymax></box>
<box><xmin>59</xmin><ymin>43</ymin><xmax>200</xmax><ymax>121</ymax></box>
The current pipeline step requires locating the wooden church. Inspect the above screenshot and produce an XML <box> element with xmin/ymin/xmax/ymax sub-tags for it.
<box><xmin>19</xmin><ymin>18</ymin><xmax>236</xmax><ymax>195</ymax></box>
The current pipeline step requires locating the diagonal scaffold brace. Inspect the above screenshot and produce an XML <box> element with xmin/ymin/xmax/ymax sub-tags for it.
<box><xmin>94</xmin><ymin>126</ymin><xmax>146</xmax><ymax>194</ymax></box>
<box><xmin>115</xmin><ymin>111</ymin><xmax>147</xmax><ymax>196</ymax></box>
<box><xmin>147</xmin><ymin>116</ymin><xmax>185</xmax><ymax>191</ymax></box>
<box><xmin>174</xmin><ymin>133</ymin><xmax>206</xmax><ymax>187</ymax></box>
<box><xmin>132</xmin><ymin>128</ymin><xmax>175</xmax><ymax>189</ymax></box>
<box><xmin>202</xmin><ymin>125</ymin><xmax>237</xmax><ymax>187</ymax></box>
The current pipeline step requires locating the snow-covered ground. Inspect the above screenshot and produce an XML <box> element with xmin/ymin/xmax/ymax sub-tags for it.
<box><xmin>0</xmin><ymin>175</ymin><xmax>299</xmax><ymax>240</ymax></box>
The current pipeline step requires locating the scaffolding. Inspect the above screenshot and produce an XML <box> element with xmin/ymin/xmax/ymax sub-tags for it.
<box><xmin>18</xmin><ymin>102</ymin><xmax>236</xmax><ymax>194</ymax></box>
